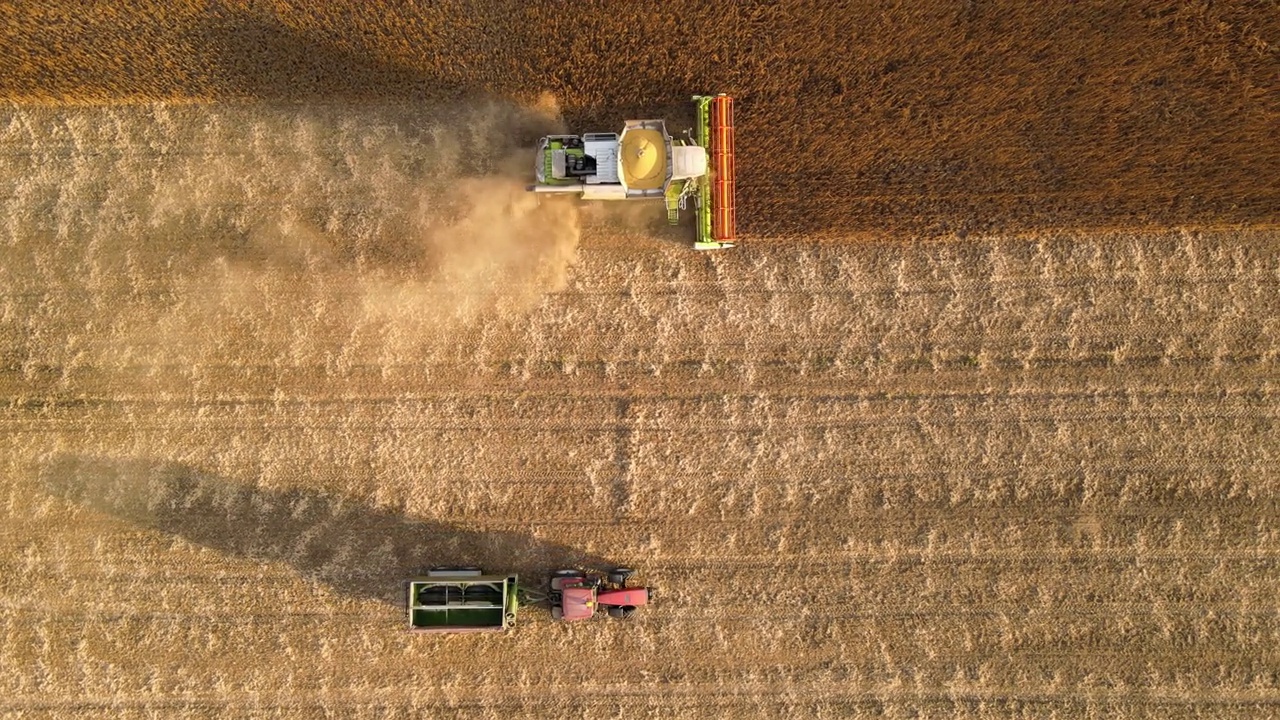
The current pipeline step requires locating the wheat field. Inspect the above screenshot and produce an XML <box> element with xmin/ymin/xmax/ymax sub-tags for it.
<box><xmin>2</xmin><ymin>1</ymin><xmax>1279</xmax><ymax>718</ymax></box>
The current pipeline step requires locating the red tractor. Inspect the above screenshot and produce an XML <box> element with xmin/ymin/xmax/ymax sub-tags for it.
<box><xmin>549</xmin><ymin>567</ymin><xmax>652</xmax><ymax>622</ymax></box>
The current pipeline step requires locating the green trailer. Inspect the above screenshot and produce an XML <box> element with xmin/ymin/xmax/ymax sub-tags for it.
<box><xmin>407</xmin><ymin>569</ymin><xmax>520</xmax><ymax>634</ymax></box>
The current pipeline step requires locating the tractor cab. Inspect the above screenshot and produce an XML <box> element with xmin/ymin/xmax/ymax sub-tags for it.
<box><xmin>559</xmin><ymin>585</ymin><xmax>597</xmax><ymax>621</ymax></box>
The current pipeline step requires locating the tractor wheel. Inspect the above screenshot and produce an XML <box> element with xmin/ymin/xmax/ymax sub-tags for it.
<box><xmin>607</xmin><ymin>568</ymin><xmax>635</xmax><ymax>586</ymax></box>
<box><xmin>553</xmin><ymin>569</ymin><xmax>580</xmax><ymax>577</ymax></box>
<box><xmin>551</xmin><ymin>606</ymin><xmax>564</xmax><ymax>621</ymax></box>
<box><xmin>607</xmin><ymin>607</ymin><xmax>626</xmax><ymax>619</ymax></box>
<box><xmin>621</xmin><ymin>605</ymin><xmax>637</xmax><ymax>618</ymax></box>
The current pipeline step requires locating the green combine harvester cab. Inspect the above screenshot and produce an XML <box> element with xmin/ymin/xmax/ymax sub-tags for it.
<box><xmin>527</xmin><ymin>94</ymin><xmax>737</xmax><ymax>250</ymax></box>
<box><xmin>407</xmin><ymin>569</ymin><xmax>520</xmax><ymax>634</ymax></box>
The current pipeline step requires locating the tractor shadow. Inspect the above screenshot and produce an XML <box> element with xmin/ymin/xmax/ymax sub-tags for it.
<box><xmin>38</xmin><ymin>455</ymin><xmax>616</xmax><ymax>607</ymax></box>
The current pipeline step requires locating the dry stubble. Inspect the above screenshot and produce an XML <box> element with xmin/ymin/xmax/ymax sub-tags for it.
<box><xmin>2</xmin><ymin>135</ymin><xmax>1278</xmax><ymax>715</ymax></box>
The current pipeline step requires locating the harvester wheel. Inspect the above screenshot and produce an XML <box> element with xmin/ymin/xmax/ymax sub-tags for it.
<box><xmin>608</xmin><ymin>568</ymin><xmax>634</xmax><ymax>586</ymax></box>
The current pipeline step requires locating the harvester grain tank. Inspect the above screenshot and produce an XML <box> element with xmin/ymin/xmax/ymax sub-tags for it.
<box><xmin>527</xmin><ymin>94</ymin><xmax>737</xmax><ymax>250</ymax></box>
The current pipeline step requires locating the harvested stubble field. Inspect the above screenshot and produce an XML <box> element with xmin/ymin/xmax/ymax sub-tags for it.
<box><xmin>1</xmin><ymin>1</ymin><xmax>1279</xmax><ymax>718</ymax></box>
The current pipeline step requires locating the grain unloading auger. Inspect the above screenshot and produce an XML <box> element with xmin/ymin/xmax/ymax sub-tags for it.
<box><xmin>527</xmin><ymin>94</ymin><xmax>737</xmax><ymax>250</ymax></box>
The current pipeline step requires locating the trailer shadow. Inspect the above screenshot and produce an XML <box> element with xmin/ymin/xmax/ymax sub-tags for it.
<box><xmin>38</xmin><ymin>455</ymin><xmax>616</xmax><ymax>606</ymax></box>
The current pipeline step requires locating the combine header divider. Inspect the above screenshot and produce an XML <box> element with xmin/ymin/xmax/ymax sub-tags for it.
<box><xmin>692</xmin><ymin>94</ymin><xmax>737</xmax><ymax>250</ymax></box>
<box><xmin>709</xmin><ymin>95</ymin><xmax>736</xmax><ymax>249</ymax></box>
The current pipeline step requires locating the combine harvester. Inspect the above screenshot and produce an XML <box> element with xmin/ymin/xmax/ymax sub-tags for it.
<box><xmin>407</xmin><ymin>567</ymin><xmax>652</xmax><ymax>633</ymax></box>
<box><xmin>527</xmin><ymin>94</ymin><xmax>737</xmax><ymax>250</ymax></box>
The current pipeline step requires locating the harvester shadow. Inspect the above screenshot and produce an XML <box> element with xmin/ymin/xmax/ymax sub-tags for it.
<box><xmin>191</xmin><ymin>13</ymin><xmax>709</xmax><ymax>251</ymax></box>
<box><xmin>190</xmin><ymin>9</ymin><xmax>462</xmax><ymax>104</ymax></box>
<box><xmin>39</xmin><ymin>455</ymin><xmax>616</xmax><ymax>607</ymax></box>
<box><xmin>183</xmin><ymin>7</ymin><xmax>558</xmax><ymax>195</ymax></box>
<box><xmin>189</xmin><ymin>11</ymin><xmax>554</xmax><ymax>166</ymax></box>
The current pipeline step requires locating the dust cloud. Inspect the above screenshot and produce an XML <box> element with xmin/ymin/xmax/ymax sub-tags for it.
<box><xmin>0</xmin><ymin>98</ymin><xmax>579</xmax><ymax>371</ymax></box>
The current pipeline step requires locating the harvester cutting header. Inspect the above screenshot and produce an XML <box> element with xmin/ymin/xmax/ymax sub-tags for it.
<box><xmin>528</xmin><ymin>94</ymin><xmax>737</xmax><ymax>250</ymax></box>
